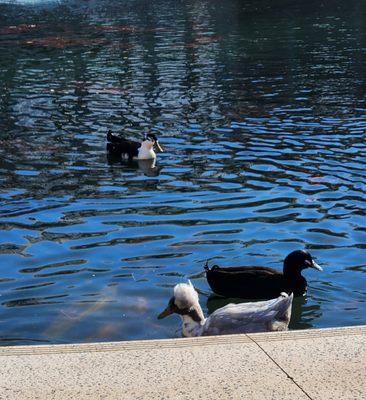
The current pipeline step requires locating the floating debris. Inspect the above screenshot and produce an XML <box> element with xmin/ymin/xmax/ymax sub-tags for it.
<box><xmin>0</xmin><ymin>24</ymin><xmax>40</xmax><ymax>35</ymax></box>
<box><xmin>195</xmin><ymin>35</ymin><xmax>221</xmax><ymax>45</ymax></box>
<box><xmin>95</xmin><ymin>25</ymin><xmax>169</xmax><ymax>33</ymax></box>
<box><xmin>23</xmin><ymin>36</ymin><xmax>106</xmax><ymax>49</ymax></box>
<box><xmin>171</xmin><ymin>35</ymin><xmax>221</xmax><ymax>49</ymax></box>
<box><xmin>96</xmin><ymin>25</ymin><xmax>139</xmax><ymax>33</ymax></box>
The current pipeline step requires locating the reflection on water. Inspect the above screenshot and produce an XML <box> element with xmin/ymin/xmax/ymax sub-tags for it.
<box><xmin>44</xmin><ymin>284</ymin><xmax>118</xmax><ymax>340</ymax></box>
<box><xmin>107</xmin><ymin>156</ymin><xmax>161</xmax><ymax>177</ymax></box>
<box><xmin>0</xmin><ymin>0</ymin><xmax>366</xmax><ymax>345</ymax></box>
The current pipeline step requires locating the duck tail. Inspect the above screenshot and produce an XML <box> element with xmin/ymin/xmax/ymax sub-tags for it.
<box><xmin>107</xmin><ymin>130</ymin><xmax>127</xmax><ymax>144</ymax></box>
<box><xmin>276</xmin><ymin>292</ymin><xmax>293</xmax><ymax>322</ymax></box>
<box><xmin>204</xmin><ymin>260</ymin><xmax>210</xmax><ymax>271</ymax></box>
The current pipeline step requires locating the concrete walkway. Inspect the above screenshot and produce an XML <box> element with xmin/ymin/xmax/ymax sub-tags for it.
<box><xmin>0</xmin><ymin>325</ymin><xmax>365</xmax><ymax>400</ymax></box>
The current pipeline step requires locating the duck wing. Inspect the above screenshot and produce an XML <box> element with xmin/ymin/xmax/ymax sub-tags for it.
<box><xmin>209</xmin><ymin>265</ymin><xmax>279</xmax><ymax>274</ymax></box>
<box><xmin>107</xmin><ymin>131</ymin><xmax>128</xmax><ymax>143</ymax></box>
<box><xmin>206</xmin><ymin>266</ymin><xmax>285</xmax><ymax>299</ymax></box>
<box><xmin>106</xmin><ymin>131</ymin><xmax>141</xmax><ymax>159</ymax></box>
<box><xmin>202</xmin><ymin>293</ymin><xmax>293</xmax><ymax>335</ymax></box>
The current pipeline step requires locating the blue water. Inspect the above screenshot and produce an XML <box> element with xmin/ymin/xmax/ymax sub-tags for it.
<box><xmin>0</xmin><ymin>0</ymin><xmax>365</xmax><ymax>345</ymax></box>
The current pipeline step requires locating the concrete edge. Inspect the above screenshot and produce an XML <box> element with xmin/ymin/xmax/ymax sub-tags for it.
<box><xmin>248</xmin><ymin>324</ymin><xmax>366</xmax><ymax>342</ymax></box>
<box><xmin>1</xmin><ymin>325</ymin><xmax>365</xmax><ymax>356</ymax></box>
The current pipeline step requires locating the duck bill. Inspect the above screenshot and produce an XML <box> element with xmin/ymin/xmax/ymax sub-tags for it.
<box><xmin>155</xmin><ymin>141</ymin><xmax>164</xmax><ymax>152</ymax></box>
<box><xmin>311</xmin><ymin>261</ymin><xmax>323</xmax><ymax>271</ymax></box>
<box><xmin>157</xmin><ymin>305</ymin><xmax>173</xmax><ymax>319</ymax></box>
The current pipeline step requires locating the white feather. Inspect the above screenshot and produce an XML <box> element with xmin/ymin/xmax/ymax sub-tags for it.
<box><xmin>173</xmin><ymin>283</ymin><xmax>199</xmax><ymax>310</ymax></box>
<box><xmin>138</xmin><ymin>140</ymin><xmax>156</xmax><ymax>160</ymax></box>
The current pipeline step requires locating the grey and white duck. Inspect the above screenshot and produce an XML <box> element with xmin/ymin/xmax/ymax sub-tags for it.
<box><xmin>158</xmin><ymin>281</ymin><xmax>293</xmax><ymax>337</ymax></box>
<box><xmin>107</xmin><ymin>130</ymin><xmax>163</xmax><ymax>160</ymax></box>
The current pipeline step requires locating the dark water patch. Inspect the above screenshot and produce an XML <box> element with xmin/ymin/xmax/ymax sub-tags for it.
<box><xmin>19</xmin><ymin>259</ymin><xmax>87</xmax><ymax>274</ymax></box>
<box><xmin>35</xmin><ymin>267</ymin><xmax>109</xmax><ymax>278</ymax></box>
<box><xmin>122</xmin><ymin>252</ymin><xmax>192</xmax><ymax>262</ymax></box>
<box><xmin>2</xmin><ymin>294</ymin><xmax>68</xmax><ymax>307</ymax></box>
<box><xmin>69</xmin><ymin>234</ymin><xmax>174</xmax><ymax>250</ymax></box>
<box><xmin>13</xmin><ymin>281</ymin><xmax>54</xmax><ymax>291</ymax></box>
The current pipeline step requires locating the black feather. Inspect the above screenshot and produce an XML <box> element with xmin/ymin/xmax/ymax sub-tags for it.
<box><xmin>106</xmin><ymin>131</ymin><xmax>141</xmax><ymax>160</ymax></box>
<box><xmin>107</xmin><ymin>130</ymin><xmax>127</xmax><ymax>143</ymax></box>
<box><xmin>146</xmin><ymin>133</ymin><xmax>158</xmax><ymax>142</ymax></box>
<box><xmin>206</xmin><ymin>250</ymin><xmax>319</xmax><ymax>299</ymax></box>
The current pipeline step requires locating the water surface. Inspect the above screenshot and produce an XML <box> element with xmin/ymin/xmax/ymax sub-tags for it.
<box><xmin>0</xmin><ymin>0</ymin><xmax>366</xmax><ymax>345</ymax></box>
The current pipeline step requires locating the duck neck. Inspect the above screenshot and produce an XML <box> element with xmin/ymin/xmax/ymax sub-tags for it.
<box><xmin>180</xmin><ymin>306</ymin><xmax>206</xmax><ymax>337</ymax></box>
<box><xmin>138</xmin><ymin>141</ymin><xmax>156</xmax><ymax>160</ymax></box>
<box><xmin>283</xmin><ymin>261</ymin><xmax>303</xmax><ymax>279</ymax></box>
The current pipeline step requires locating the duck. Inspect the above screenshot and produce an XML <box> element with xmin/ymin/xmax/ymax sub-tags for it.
<box><xmin>158</xmin><ymin>281</ymin><xmax>293</xmax><ymax>337</ymax></box>
<box><xmin>106</xmin><ymin>130</ymin><xmax>163</xmax><ymax>160</ymax></box>
<box><xmin>205</xmin><ymin>249</ymin><xmax>322</xmax><ymax>299</ymax></box>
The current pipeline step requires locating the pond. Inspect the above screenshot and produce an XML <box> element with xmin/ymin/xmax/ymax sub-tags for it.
<box><xmin>0</xmin><ymin>0</ymin><xmax>365</xmax><ymax>345</ymax></box>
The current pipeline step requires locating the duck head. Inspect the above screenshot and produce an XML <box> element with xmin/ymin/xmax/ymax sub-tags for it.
<box><xmin>283</xmin><ymin>250</ymin><xmax>322</xmax><ymax>276</ymax></box>
<box><xmin>158</xmin><ymin>281</ymin><xmax>204</xmax><ymax>323</ymax></box>
<box><xmin>144</xmin><ymin>133</ymin><xmax>163</xmax><ymax>152</ymax></box>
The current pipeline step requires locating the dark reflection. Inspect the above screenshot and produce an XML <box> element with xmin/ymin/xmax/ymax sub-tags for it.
<box><xmin>107</xmin><ymin>154</ymin><xmax>161</xmax><ymax>177</ymax></box>
<box><xmin>288</xmin><ymin>295</ymin><xmax>319</xmax><ymax>330</ymax></box>
<box><xmin>2</xmin><ymin>294</ymin><xmax>68</xmax><ymax>307</ymax></box>
<box><xmin>137</xmin><ymin>159</ymin><xmax>161</xmax><ymax>177</ymax></box>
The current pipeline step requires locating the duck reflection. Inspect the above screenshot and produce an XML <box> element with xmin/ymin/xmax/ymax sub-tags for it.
<box><xmin>107</xmin><ymin>154</ymin><xmax>161</xmax><ymax>177</ymax></box>
<box><xmin>288</xmin><ymin>295</ymin><xmax>321</xmax><ymax>330</ymax></box>
<box><xmin>206</xmin><ymin>293</ymin><xmax>320</xmax><ymax>330</ymax></box>
<box><xmin>137</xmin><ymin>159</ymin><xmax>161</xmax><ymax>177</ymax></box>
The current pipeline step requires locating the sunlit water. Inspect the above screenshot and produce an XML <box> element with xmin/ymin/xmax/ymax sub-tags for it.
<box><xmin>0</xmin><ymin>0</ymin><xmax>365</xmax><ymax>345</ymax></box>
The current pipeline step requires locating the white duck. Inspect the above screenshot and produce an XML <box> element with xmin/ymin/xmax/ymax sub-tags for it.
<box><xmin>158</xmin><ymin>281</ymin><xmax>293</xmax><ymax>337</ymax></box>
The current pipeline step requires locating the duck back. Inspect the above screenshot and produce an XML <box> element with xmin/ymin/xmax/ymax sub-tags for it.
<box><xmin>106</xmin><ymin>132</ymin><xmax>140</xmax><ymax>159</ymax></box>
<box><xmin>206</xmin><ymin>265</ymin><xmax>304</xmax><ymax>299</ymax></box>
<box><xmin>202</xmin><ymin>293</ymin><xmax>293</xmax><ymax>335</ymax></box>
